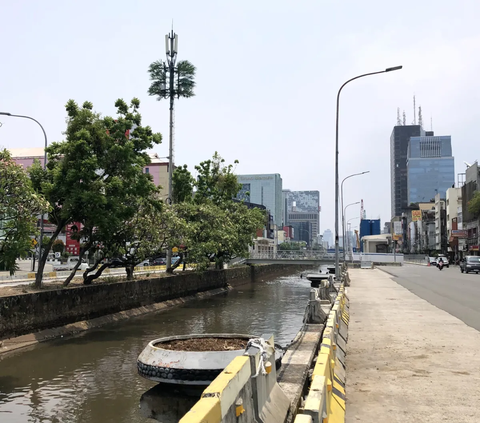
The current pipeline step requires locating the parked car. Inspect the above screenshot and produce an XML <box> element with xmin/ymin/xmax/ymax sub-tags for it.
<box><xmin>460</xmin><ymin>256</ymin><xmax>480</xmax><ymax>274</ymax></box>
<box><xmin>435</xmin><ymin>256</ymin><xmax>449</xmax><ymax>268</ymax></box>
<box><xmin>429</xmin><ymin>257</ymin><xmax>437</xmax><ymax>265</ymax></box>
<box><xmin>149</xmin><ymin>257</ymin><xmax>166</xmax><ymax>266</ymax></box>
<box><xmin>52</xmin><ymin>256</ymin><xmax>88</xmax><ymax>271</ymax></box>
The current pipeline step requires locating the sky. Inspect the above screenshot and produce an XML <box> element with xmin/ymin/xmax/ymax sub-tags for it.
<box><xmin>1</xmin><ymin>0</ymin><xmax>479</xmax><ymax>234</ymax></box>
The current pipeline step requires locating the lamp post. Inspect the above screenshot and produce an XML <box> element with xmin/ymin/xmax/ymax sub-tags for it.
<box><xmin>343</xmin><ymin>201</ymin><xmax>360</xmax><ymax>255</ymax></box>
<box><xmin>0</xmin><ymin>112</ymin><xmax>48</xmax><ymax>282</ymax></box>
<box><xmin>334</xmin><ymin>65</ymin><xmax>402</xmax><ymax>279</ymax></box>
<box><xmin>347</xmin><ymin>217</ymin><xmax>359</xmax><ymax>260</ymax></box>
<box><xmin>341</xmin><ymin>171</ymin><xmax>369</xmax><ymax>258</ymax></box>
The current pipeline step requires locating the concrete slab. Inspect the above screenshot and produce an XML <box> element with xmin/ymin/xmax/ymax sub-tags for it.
<box><xmin>277</xmin><ymin>324</ymin><xmax>323</xmax><ymax>418</ymax></box>
<box><xmin>346</xmin><ymin>268</ymin><xmax>480</xmax><ymax>423</ymax></box>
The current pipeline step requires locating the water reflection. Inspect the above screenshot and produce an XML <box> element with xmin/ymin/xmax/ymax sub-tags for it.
<box><xmin>0</xmin><ymin>271</ymin><xmax>310</xmax><ymax>422</ymax></box>
<box><xmin>139</xmin><ymin>384</ymin><xmax>202</xmax><ymax>423</ymax></box>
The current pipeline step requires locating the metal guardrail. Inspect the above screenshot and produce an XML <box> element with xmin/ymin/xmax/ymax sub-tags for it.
<box><xmin>248</xmin><ymin>250</ymin><xmax>333</xmax><ymax>260</ymax></box>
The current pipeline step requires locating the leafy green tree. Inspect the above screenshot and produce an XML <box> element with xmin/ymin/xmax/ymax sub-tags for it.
<box><xmin>52</xmin><ymin>239</ymin><xmax>65</xmax><ymax>254</ymax></box>
<box><xmin>30</xmin><ymin>98</ymin><xmax>162</xmax><ymax>287</ymax></box>
<box><xmin>0</xmin><ymin>149</ymin><xmax>49</xmax><ymax>274</ymax></box>
<box><xmin>172</xmin><ymin>153</ymin><xmax>265</xmax><ymax>271</ymax></box>
<box><xmin>278</xmin><ymin>242</ymin><xmax>302</xmax><ymax>251</ymax></box>
<box><xmin>80</xmin><ymin>195</ymin><xmax>186</xmax><ymax>283</ymax></box>
<box><xmin>468</xmin><ymin>191</ymin><xmax>480</xmax><ymax>218</ymax></box>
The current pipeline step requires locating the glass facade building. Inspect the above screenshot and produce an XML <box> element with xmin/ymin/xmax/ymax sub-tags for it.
<box><xmin>236</xmin><ymin>174</ymin><xmax>283</xmax><ymax>227</ymax></box>
<box><xmin>407</xmin><ymin>136</ymin><xmax>454</xmax><ymax>204</ymax></box>
<box><xmin>390</xmin><ymin>125</ymin><xmax>424</xmax><ymax>218</ymax></box>
<box><xmin>282</xmin><ymin>190</ymin><xmax>320</xmax><ymax>244</ymax></box>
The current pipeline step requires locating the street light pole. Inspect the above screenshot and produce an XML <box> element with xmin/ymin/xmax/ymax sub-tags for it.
<box><xmin>346</xmin><ymin>217</ymin><xmax>359</xmax><ymax>260</ymax></box>
<box><xmin>341</xmin><ymin>171</ymin><xmax>369</xmax><ymax>259</ymax></box>
<box><xmin>334</xmin><ymin>65</ymin><xmax>402</xmax><ymax>280</ymax></box>
<box><xmin>0</xmin><ymin>112</ymin><xmax>48</xmax><ymax>283</ymax></box>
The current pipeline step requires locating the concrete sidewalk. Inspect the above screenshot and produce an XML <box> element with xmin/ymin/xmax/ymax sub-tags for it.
<box><xmin>346</xmin><ymin>268</ymin><xmax>480</xmax><ymax>423</ymax></box>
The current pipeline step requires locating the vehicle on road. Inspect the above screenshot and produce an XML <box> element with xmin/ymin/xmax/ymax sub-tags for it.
<box><xmin>435</xmin><ymin>256</ymin><xmax>449</xmax><ymax>268</ymax></box>
<box><xmin>460</xmin><ymin>256</ymin><xmax>480</xmax><ymax>274</ymax></box>
<box><xmin>438</xmin><ymin>261</ymin><xmax>444</xmax><ymax>271</ymax></box>
<box><xmin>149</xmin><ymin>257</ymin><xmax>166</xmax><ymax>266</ymax></box>
<box><xmin>429</xmin><ymin>257</ymin><xmax>437</xmax><ymax>265</ymax></box>
<box><xmin>52</xmin><ymin>257</ymin><xmax>88</xmax><ymax>271</ymax></box>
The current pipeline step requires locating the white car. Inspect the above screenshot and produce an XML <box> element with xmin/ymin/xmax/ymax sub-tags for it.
<box><xmin>53</xmin><ymin>257</ymin><xmax>88</xmax><ymax>271</ymax></box>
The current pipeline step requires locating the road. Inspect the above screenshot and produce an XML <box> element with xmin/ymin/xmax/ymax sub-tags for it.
<box><xmin>381</xmin><ymin>263</ymin><xmax>480</xmax><ymax>331</ymax></box>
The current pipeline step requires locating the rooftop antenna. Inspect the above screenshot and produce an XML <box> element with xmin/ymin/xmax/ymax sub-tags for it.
<box><xmin>418</xmin><ymin>106</ymin><xmax>423</xmax><ymax>128</ymax></box>
<box><xmin>430</xmin><ymin>117</ymin><xmax>433</xmax><ymax>131</ymax></box>
<box><xmin>413</xmin><ymin>95</ymin><xmax>416</xmax><ymax>125</ymax></box>
<box><xmin>396</xmin><ymin>108</ymin><xmax>401</xmax><ymax>125</ymax></box>
<box><xmin>402</xmin><ymin>110</ymin><xmax>406</xmax><ymax>126</ymax></box>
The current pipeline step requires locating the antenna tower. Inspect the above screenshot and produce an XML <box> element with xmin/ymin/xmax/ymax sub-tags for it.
<box><xmin>413</xmin><ymin>95</ymin><xmax>416</xmax><ymax>125</ymax></box>
<box><xmin>360</xmin><ymin>199</ymin><xmax>364</xmax><ymax>221</ymax></box>
<box><xmin>418</xmin><ymin>106</ymin><xmax>423</xmax><ymax>128</ymax></box>
<box><xmin>402</xmin><ymin>111</ymin><xmax>406</xmax><ymax>126</ymax></box>
<box><xmin>430</xmin><ymin>117</ymin><xmax>433</xmax><ymax>131</ymax></box>
<box><xmin>397</xmin><ymin>108</ymin><xmax>401</xmax><ymax>125</ymax></box>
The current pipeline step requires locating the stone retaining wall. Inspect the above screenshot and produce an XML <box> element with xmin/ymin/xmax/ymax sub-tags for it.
<box><xmin>0</xmin><ymin>264</ymin><xmax>302</xmax><ymax>340</ymax></box>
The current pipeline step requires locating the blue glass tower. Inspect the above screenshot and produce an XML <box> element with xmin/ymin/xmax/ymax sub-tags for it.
<box><xmin>407</xmin><ymin>135</ymin><xmax>454</xmax><ymax>204</ymax></box>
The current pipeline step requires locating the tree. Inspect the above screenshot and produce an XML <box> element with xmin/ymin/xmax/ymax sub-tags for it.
<box><xmin>80</xmin><ymin>195</ymin><xmax>186</xmax><ymax>284</ymax></box>
<box><xmin>30</xmin><ymin>98</ymin><xmax>162</xmax><ymax>287</ymax></box>
<box><xmin>52</xmin><ymin>239</ymin><xmax>65</xmax><ymax>254</ymax></box>
<box><xmin>468</xmin><ymin>191</ymin><xmax>480</xmax><ymax>218</ymax></box>
<box><xmin>0</xmin><ymin>149</ymin><xmax>49</xmax><ymax>274</ymax></box>
<box><xmin>172</xmin><ymin>153</ymin><xmax>265</xmax><ymax>271</ymax></box>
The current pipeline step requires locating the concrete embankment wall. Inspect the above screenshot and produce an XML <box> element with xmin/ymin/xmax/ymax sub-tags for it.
<box><xmin>0</xmin><ymin>264</ymin><xmax>303</xmax><ymax>341</ymax></box>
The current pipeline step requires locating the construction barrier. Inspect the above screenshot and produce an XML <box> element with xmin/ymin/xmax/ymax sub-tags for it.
<box><xmin>180</xmin><ymin>271</ymin><xmax>350</xmax><ymax>423</ymax></box>
<box><xmin>296</xmin><ymin>284</ymin><xmax>350</xmax><ymax>423</ymax></box>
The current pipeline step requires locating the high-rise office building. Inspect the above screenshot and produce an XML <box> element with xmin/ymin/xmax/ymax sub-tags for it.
<box><xmin>407</xmin><ymin>135</ymin><xmax>454</xmax><ymax>204</ymax></box>
<box><xmin>283</xmin><ymin>190</ymin><xmax>320</xmax><ymax>244</ymax></box>
<box><xmin>236</xmin><ymin>174</ymin><xmax>283</xmax><ymax>227</ymax></box>
<box><xmin>322</xmin><ymin>229</ymin><xmax>333</xmax><ymax>248</ymax></box>
<box><xmin>390</xmin><ymin>125</ymin><xmax>424</xmax><ymax>217</ymax></box>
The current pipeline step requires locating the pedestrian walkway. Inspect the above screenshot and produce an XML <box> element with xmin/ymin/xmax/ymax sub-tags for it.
<box><xmin>346</xmin><ymin>268</ymin><xmax>480</xmax><ymax>423</ymax></box>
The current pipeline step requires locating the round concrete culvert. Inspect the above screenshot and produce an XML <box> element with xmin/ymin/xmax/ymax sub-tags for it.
<box><xmin>137</xmin><ymin>333</ymin><xmax>283</xmax><ymax>386</ymax></box>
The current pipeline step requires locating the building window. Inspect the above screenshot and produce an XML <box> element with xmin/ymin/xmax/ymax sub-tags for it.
<box><xmin>145</xmin><ymin>168</ymin><xmax>150</xmax><ymax>174</ymax></box>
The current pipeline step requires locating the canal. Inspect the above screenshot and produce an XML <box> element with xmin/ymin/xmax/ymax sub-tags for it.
<box><xmin>0</xmin><ymin>270</ymin><xmax>311</xmax><ymax>422</ymax></box>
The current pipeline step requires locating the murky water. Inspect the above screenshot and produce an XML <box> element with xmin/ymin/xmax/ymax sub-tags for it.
<box><xmin>0</xmin><ymin>271</ymin><xmax>311</xmax><ymax>423</ymax></box>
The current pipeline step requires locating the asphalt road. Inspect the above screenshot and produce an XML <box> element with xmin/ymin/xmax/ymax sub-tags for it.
<box><xmin>380</xmin><ymin>263</ymin><xmax>480</xmax><ymax>331</ymax></box>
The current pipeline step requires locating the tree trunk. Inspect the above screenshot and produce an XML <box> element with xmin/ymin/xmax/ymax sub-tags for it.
<box><xmin>63</xmin><ymin>244</ymin><xmax>91</xmax><ymax>287</ymax></box>
<box><xmin>126</xmin><ymin>265</ymin><xmax>134</xmax><ymax>280</ymax></box>
<box><xmin>166</xmin><ymin>252</ymin><xmax>184</xmax><ymax>274</ymax></box>
<box><xmin>35</xmin><ymin>222</ymin><xmax>65</xmax><ymax>288</ymax></box>
<box><xmin>83</xmin><ymin>262</ymin><xmax>110</xmax><ymax>285</ymax></box>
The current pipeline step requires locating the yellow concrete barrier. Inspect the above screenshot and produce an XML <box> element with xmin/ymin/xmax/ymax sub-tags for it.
<box><xmin>27</xmin><ymin>272</ymin><xmax>36</xmax><ymax>279</ymax></box>
<box><xmin>298</xmin><ymin>282</ymin><xmax>349</xmax><ymax>423</ymax></box>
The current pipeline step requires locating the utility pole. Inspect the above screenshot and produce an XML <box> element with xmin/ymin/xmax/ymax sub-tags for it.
<box><xmin>148</xmin><ymin>30</ymin><xmax>196</xmax><ymax>272</ymax></box>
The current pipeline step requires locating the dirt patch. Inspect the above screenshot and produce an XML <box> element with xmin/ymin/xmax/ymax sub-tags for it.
<box><xmin>157</xmin><ymin>337</ymin><xmax>249</xmax><ymax>351</ymax></box>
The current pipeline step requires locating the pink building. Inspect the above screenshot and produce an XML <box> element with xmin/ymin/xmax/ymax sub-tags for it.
<box><xmin>9</xmin><ymin>148</ymin><xmax>45</xmax><ymax>169</ymax></box>
<box><xmin>10</xmin><ymin>148</ymin><xmax>170</xmax><ymax>198</ymax></box>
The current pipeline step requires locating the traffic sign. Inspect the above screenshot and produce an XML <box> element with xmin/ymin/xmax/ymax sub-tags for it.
<box><xmin>172</xmin><ymin>247</ymin><xmax>179</xmax><ymax>253</ymax></box>
<box><xmin>55</xmin><ymin>252</ymin><xmax>61</xmax><ymax>259</ymax></box>
<box><xmin>31</xmin><ymin>239</ymin><xmax>38</xmax><ymax>247</ymax></box>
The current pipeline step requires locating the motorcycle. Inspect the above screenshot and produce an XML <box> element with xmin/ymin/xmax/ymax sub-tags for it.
<box><xmin>438</xmin><ymin>261</ymin><xmax>444</xmax><ymax>271</ymax></box>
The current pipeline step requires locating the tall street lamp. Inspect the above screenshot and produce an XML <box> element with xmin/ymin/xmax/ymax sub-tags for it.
<box><xmin>343</xmin><ymin>201</ymin><xmax>360</xmax><ymax>262</ymax></box>
<box><xmin>334</xmin><ymin>65</ymin><xmax>402</xmax><ymax>279</ymax></box>
<box><xmin>346</xmin><ymin>217</ymin><xmax>359</xmax><ymax>259</ymax></box>
<box><xmin>0</xmin><ymin>112</ymin><xmax>48</xmax><ymax>282</ymax></box>
<box><xmin>341</xmin><ymin>171</ymin><xmax>369</xmax><ymax>258</ymax></box>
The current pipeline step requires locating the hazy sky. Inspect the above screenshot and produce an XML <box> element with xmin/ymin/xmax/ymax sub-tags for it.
<box><xmin>1</xmin><ymin>1</ymin><xmax>479</xmax><ymax>233</ymax></box>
